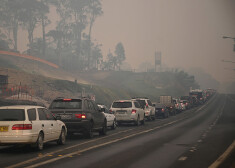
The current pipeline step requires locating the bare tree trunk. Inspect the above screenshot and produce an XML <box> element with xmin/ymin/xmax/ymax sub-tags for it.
<box><xmin>41</xmin><ymin>13</ymin><xmax>46</xmax><ymax>58</ymax></box>
<box><xmin>13</xmin><ymin>20</ymin><xmax>18</xmax><ymax>51</ymax></box>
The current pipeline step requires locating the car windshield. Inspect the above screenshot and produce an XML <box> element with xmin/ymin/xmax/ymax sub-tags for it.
<box><xmin>49</xmin><ymin>99</ymin><xmax>82</xmax><ymax>109</ymax></box>
<box><xmin>0</xmin><ymin>109</ymin><xmax>25</xmax><ymax>121</ymax></box>
<box><xmin>112</xmin><ymin>102</ymin><xmax>132</xmax><ymax>108</ymax></box>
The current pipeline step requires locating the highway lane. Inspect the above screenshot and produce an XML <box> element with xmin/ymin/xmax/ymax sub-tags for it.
<box><xmin>1</xmin><ymin>94</ymin><xmax>234</xmax><ymax>168</ymax></box>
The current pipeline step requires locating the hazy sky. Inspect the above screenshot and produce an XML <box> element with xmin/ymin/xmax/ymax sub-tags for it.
<box><xmin>92</xmin><ymin>0</ymin><xmax>235</xmax><ymax>82</ymax></box>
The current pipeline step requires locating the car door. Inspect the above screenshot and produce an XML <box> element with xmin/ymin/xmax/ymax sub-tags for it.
<box><xmin>43</xmin><ymin>108</ymin><xmax>61</xmax><ymax>140</ymax></box>
<box><xmin>89</xmin><ymin>101</ymin><xmax>103</xmax><ymax>128</ymax></box>
<box><xmin>37</xmin><ymin>108</ymin><xmax>52</xmax><ymax>141</ymax></box>
<box><xmin>104</xmin><ymin>107</ymin><xmax>113</xmax><ymax>126</ymax></box>
<box><xmin>27</xmin><ymin>108</ymin><xmax>40</xmax><ymax>141</ymax></box>
<box><xmin>134</xmin><ymin>101</ymin><xmax>144</xmax><ymax>120</ymax></box>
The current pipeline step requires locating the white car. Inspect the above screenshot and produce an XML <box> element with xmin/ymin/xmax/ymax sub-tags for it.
<box><xmin>132</xmin><ymin>98</ymin><xmax>156</xmax><ymax>120</ymax></box>
<box><xmin>173</xmin><ymin>98</ymin><xmax>182</xmax><ymax>113</ymax></box>
<box><xmin>180</xmin><ymin>101</ymin><xmax>186</xmax><ymax>110</ymax></box>
<box><xmin>98</xmin><ymin>105</ymin><xmax>117</xmax><ymax>130</ymax></box>
<box><xmin>0</xmin><ymin>105</ymin><xmax>67</xmax><ymax>150</ymax></box>
<box><xmin>110</xmin><ymin>100</ymin><xmax>145</xmax><ymax>126</ymax></box>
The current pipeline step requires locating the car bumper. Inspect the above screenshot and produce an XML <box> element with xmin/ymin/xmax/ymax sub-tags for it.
<box><xmin>116</xmin><ymin>116</ymin><xmax>137</xmax><ymax>122</ymax></box>
<box><xmin>0</xmin><ymin>134</ymin><xmax>37</xmax><ymax>145</ymax></box>
<box><xmin>63</xmin><ymin>120</ymin><xmax>90</xmax><ymax>133</ymax></box>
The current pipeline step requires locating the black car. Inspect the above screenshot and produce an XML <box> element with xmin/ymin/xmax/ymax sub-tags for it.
<box><xmin>49</xmin><ymin>97</ymin><xmax>107</xmax><ymax>138</ymax></box>
<box><xmin>155</xmin><ymin>103</ymin><xmax>169</xmax><ymax>118</ymax></box>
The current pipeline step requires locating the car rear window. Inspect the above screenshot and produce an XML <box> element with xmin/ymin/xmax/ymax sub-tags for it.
<box><xmin>112</xmin><ymin>102</ymin><xmax>132</xmax><ymax>108</ymax></box>
<box><xmin>0</xmin><ymin>109</ymin><xmax>25</xmax><ymax>121</ymax></box>
<box><xmin>49</xmin><ymin>99</ymin><xmax>82</xmax><ymax>109</ymax></box>
<box><xmin>136</xmin><ymin>100</ymin><xmax>146</xmax><ymax>108</ymax></box>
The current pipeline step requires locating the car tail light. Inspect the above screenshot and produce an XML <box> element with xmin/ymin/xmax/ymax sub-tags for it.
<box><xmin>132</xmin><ymin>109</ymin><xmax>137</xmax><ymax>114</ymax></box>
<box><xmin>75</xmin><ymin>114</ymin><xmax>86</xmax><ymax>119</ymax></box>
<box><xmin>63</xmin><ymin>99</ymin><xmax>72</xmax><ymax>101</ymax></box>
<box><xmin>12</xmin><ymin>124</ymin><xmax>32</xmax><ymax>130</ymax></box>
<box><xmin>186</xmin><ymin>103</ymin><xmax>188</xmax><ymax>106</ymax></box>
<box><xmin>109</xmin><ymin>109</ymin><xmax>113</xmax><ymax>113</ymax></box>
<box><xmin>146</xmin><ymin>104</ymin><xmax>149</xmax><ymax>108</ymax></box>
<box><xmin>162</xmin><ymin>108</ymin><xmax>165</xmax><ymax>112</ymax></box>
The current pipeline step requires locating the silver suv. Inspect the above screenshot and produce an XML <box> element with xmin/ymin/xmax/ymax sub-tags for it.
<box><xmin>110</xmin><ymin>100</ymin><xmax>145</xmax><ymax>126</ymax></box>
<box><xmin>132</xmin><ymin>98</ymin><xmax>155</xmax><ymax>121</ymax></box>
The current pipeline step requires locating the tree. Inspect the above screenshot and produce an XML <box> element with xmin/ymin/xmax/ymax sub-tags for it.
<box><xmin>0</xmin><ymin>29</ymin><xmax>10</xmax><ymax>50</ymax></box>
<box><xmin>87</xmin><ymin>0</ymin><xmax>103</xmax><ymax>69</ymax></box>
<box><xmin>115</xmin><ymin>42</ymin><xmax>126</xmax><ymax>70</ymax></box>
<box><xmin>46</xmin><ymin>29</ymin><xmax>64</xmax><ymax>66</ymax></box>
<box><xmin>0</xmin><ymin>0</ymin><xmax>23</xmax><ymax>51</ymax></box>
<box><xmin>20</xmin><ymin>0</ymin><xmax>48</xmax><ymax>54</ymax></box>
<box><xmin>40</xmin><ymin>0</ymin><xmax>50</xmax><ymax>58</ymax></box>
<box><xmin>55</xmin><ymin>0</ymin><xmax>89</xmax><ymax>67</ymax></box>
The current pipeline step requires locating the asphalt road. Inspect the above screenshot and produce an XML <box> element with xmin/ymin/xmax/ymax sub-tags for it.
<box><xmin>0</xmin><ymin>94</ymin><xmax>234</xmax><ymax>168</ymax></box>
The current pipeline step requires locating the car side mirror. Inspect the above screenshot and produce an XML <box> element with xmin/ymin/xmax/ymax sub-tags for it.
<box><xmin>56</xmin><ymin>116</ymin><xmax>61</xmax><ymax>120</ymax></box>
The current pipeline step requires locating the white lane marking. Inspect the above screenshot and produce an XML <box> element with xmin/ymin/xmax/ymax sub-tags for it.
<box><xmin>178</xmin><ymin>156</ymin><xmax>188</xmax><ymax>161</ymax></box>
<box><xmin>6</xmin><ymin>128</ymin><xmax>133</xmax><ymax>168</ymax></box>
<box><xmin>209</xmin><ymin>140</ymin><xmax>235</xmax><ymax>168</ymax></box>
<box><xmin>24</xmin><ymin>119</ymin><xmax>185</xmax><ymax>168</ymax></box>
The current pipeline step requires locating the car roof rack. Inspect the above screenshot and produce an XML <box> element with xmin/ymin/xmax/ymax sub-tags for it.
<box><xmin>132</xmin><ymin>97</ymin><xmax>149</xmax><ymax>99</ymax></box>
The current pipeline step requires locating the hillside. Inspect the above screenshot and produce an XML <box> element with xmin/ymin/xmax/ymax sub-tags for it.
<box><xmin>0</xmin><ymin>54</ymin><xmax>199</xmax><ymax>106</ymax></box>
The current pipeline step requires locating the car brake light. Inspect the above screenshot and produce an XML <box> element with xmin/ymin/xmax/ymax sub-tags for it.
<box><xmin>12</xmin><ymin>124</ymin><xmax>32</xmax><ymax>130</ymax></box>
<box><xmin>75</xmin><ymin>114</ymin><xmax>86</xmax><ymax>119</ymax></box>
<box><xmin>146</xmin><ymin>104</ymin><xmax>149</xmax><ymax>108</ymax></box>
<box><xmin>63</xmin><ymin>99</ymin><xmax>72</xmax><ymax>101</ymax></box>
<box><xmin>162</xmin><ymin>108</ymin><xmax>164</xmax><ymax>112</ymax></box>
<box><xmin>132</xmin><ymin>109</ymin><xmax>137</xmax><ymax>114</ymax></box>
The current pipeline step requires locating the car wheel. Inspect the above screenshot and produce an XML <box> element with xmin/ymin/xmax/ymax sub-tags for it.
<box><xmin>57</xmin><ymin>128</ymin><xmax>66</xmax><ymax>145</ymax></box>
<box><xmin>135</xmin><ymin>115</ymin><xmax>140</xmax><ymax>126</ymax></box>
<box><xmin>99</xmin><ymin>120</ymin><xmax>107</xmax><ymax>135</ymax></box>
<box><xmin>85</xmin><ymin>122</ymin><xmax>94</xmax><ymax>139</ymax></box>
<box><xmin>36</xmin><ymin>132</ymin><xmax>44</xmax><ymax>151</ymax></box>
<box><xmin>111</xmin><ymin>119</ymin><xmax>117</xmax><ymax>130</ymax></box>
<box><xmin>141</xmin><ymin>116</ymin><xmax>145</xmax><ymax>125</ymax></box>
<box><xmin>152</xmin><ymin>115</ymin><xmax>156</xmax><ymax>120</ymax></box>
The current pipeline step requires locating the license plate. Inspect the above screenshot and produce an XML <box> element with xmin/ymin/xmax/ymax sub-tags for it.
<box><xmin>61</xmin><ymin>115</ymin><xmax>71</xmax><ymax>119</ymax></box>
<box><xmin>0</xmin><ymin>126</ymin><xmax>8</xmax><ymax>132</ymax></box>
<box><xmin>117</xmin><ymin>110</ymin><xmax>126</xmax><ymax>113</ymax></box>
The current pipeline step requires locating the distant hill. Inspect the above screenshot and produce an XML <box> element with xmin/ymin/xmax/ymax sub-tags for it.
<box><xmin>0</xmin><ymin>54</ymin><xmax>199</xmax><ymax>106</ymax></box>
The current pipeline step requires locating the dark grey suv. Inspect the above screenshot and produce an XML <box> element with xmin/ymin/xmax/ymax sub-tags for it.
<box><xmin>49</xmin><ymin>97</ymin><xmax>107</xmax><ymax>138</ymax></box>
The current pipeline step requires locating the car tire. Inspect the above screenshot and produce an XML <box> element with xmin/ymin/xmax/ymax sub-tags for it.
<box><xmin>152</xmin><ymin>115</ymin><xmax>156</xmax><ymax>120</ymax></box>
<box><xmin>99</xmin><ymin>120</ymin><xmax>107</xmax><ymax>135</ymax></box>
<box><xmin>141</xmin><ymin>116</ymin><xmax>145</xmax><ymax>125</ymax></box>
<box><xmin>111</xmin><ymin>119</ymin><xmax>117</xmax><ymax>130</ymax></box>
<box><xmin>36</xmin><ymin>132</ymin><xmax>44</xmax><ymax>151</ymax></box>
<box><xmin>85</xmin><ymin>122</ymin><xmax>94</xmax><ymax>139</ymax></box>
<box><xmin>57</xmin><ymin>128</ymin><xmax>66</xmax><ymax>145</ymax></box>
<box><xmin>135</xmin><ymin>115</ymin><xmax>140</xmax><ymax>126</ymax></box>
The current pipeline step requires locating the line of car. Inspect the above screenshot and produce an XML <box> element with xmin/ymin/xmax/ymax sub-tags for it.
<box><xmin>0</xmin><ymin>89</ymin><xmax>216</xmax><ymax>150</ymax></box>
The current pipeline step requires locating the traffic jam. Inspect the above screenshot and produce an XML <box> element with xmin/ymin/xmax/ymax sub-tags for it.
<box><xmin>0</xmin><ymin>88</ymin><xmax>216</xmax><ymax>150</ymax></box>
